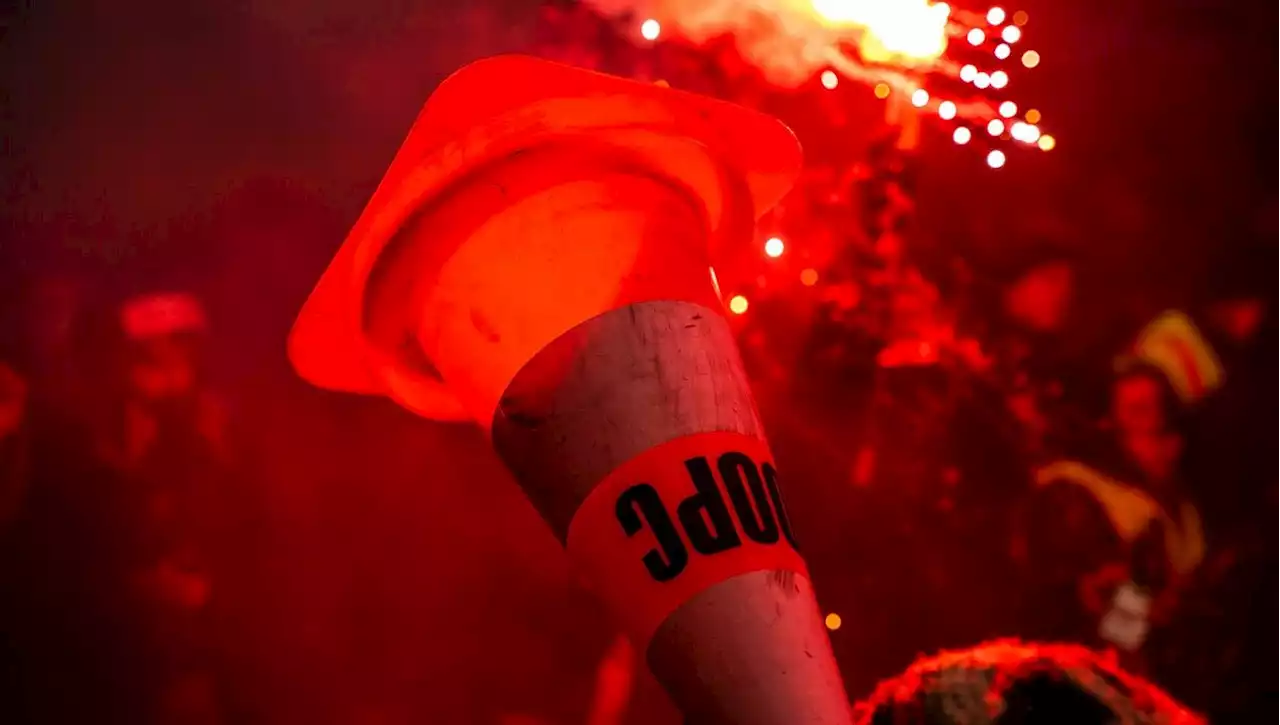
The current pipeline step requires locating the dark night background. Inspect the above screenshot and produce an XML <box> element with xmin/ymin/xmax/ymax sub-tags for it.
<box><xmin>0</xmin><ymin>1</ymin><xmax>1275</xmax><ymax>723</ymax></box>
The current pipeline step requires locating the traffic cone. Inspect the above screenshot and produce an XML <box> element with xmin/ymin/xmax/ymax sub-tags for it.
<box><xmin>289</xmin><ymin>56</ymin><xmax>850</xmax><ymax>724</ymax></box>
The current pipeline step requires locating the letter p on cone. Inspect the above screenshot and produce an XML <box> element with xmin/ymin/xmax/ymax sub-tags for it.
<box><xmin>288</xmin><ymin>56</ymin><xmax>851</xmax><ymax>724</ymax></box>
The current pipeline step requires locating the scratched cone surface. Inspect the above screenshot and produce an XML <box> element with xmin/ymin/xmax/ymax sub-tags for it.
<box><xmin>494</xmin><ymin>298</ymin><xmax>850</xmax><ymax>724</ymax></box>
<box><xmin>288</xmin><ymin>56</ymin><xmax>850</xmax><ymax>723</ymax></box>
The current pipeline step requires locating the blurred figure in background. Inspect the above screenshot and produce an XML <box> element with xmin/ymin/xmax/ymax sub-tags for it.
<box><xmin>1001</xmin><ymin>249</ymin><xmax>1075</xmax><ymax>336</ymax></box>
<box><xmin>85</xmin><ymin>290</ymin><xmax>253</xmax><ymax>725</ymax></box>
<box><xmin>985</xmin><ymin>244</ymin><xmax>1099</xmax><ymax>451</ymax></box>
<box><xmin>1021</xmin><ymin>345</ymin><xmax>1212</xmax><ymax>711</ymax></box>
<box><xmin>1013</xmin><ymin>234</ymin><xmax>1276</xmax><ymax>717</ymax></box>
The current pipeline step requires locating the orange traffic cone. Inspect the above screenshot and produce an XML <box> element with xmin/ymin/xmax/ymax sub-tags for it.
<box><xmin>289</xmin><ymin>56</ymin><xmax>850</xmax><ymax>724</ymax></box>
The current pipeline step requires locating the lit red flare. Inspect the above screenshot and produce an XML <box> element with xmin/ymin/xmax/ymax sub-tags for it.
<box><xmin>810</xmin><ymin>0</ymin><xmax>952</xmax><ymax>63</ymax></box>
<box><xmin>598</xmin><ymin>0</ymin><xmax>1057</xmax><ymax>166</ymax></box>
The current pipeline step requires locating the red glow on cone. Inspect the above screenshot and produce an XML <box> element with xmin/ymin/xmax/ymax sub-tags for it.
<box><xmin>288</xmin><ymin>56</ymin><xmax>802</xmax><ymax>424</ymax></box>
<box><xmin>287</xmin><ymin>56</ymin><xmax>851</xmax><ymax>725</ymax></box>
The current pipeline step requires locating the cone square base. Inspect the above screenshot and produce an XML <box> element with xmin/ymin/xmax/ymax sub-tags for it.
<box><xmin>287</xmin><ymin>55</ymin><xmax>801</xmax><ymax>421</ymax></box>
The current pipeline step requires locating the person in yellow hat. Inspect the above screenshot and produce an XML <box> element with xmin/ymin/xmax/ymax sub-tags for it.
<box><xmin>1116</xmin><ymin>241</ymin><xmax>1274</xmax><ymax>521</ymax></box>
<box><xmin>1020</xmin><ymin>359</ymin><xmax>1205</xmax><ymax>677</ymax></box>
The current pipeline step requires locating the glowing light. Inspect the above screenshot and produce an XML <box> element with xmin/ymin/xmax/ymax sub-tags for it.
<box><xmin>999</xmin><ymin>100</ymin><xmax>1017</xmax><ymax>117</ymax></box>
<box><xmin>1021</xmin><ymin>123</ymin><xmax>1041</xmax><ymax>142</ymax></box>
<box><xmin>1002</xmin><ymin>25</ymin><xmax>1022</xmax><ymax>43</ymax></box>
<box><xmin>1012</xmin><ymin>10</ymin><xmax>1029</xmax><ymax>25</ymax></box>
<box><xmin>812</xmin><ymin>0</ymin><xmax>953</xmax><ymax>62</ymax></box>
<box><xmin>911</xmin><ymin>88</ymin><xmax>930</xmax><ymax>107</ymax></box>
<box><xmin>729</xmin><ymin>295</ymin><xmax>749</xmax><ymax>314</ymax></box>
<box><xmin>764</xmin><ymin>236</ymin><xmax>785</xmax><ymax>258</ymax></box>
<box><xmin>1022</xmin><ymin>50</ymin><xmax>1040</xmax><ymax>68</ymax></box>
<box><xmin>995</xmin><ymin>43</ymin><xmax>1011</xmax><ymax>59</ymax></box>
<box><xmin>640</xmin><ymin>18</ymin><xmax>661</xmax><ymax>41</ymax></box>
<box><xmin>990</xmin><ymin>70</ymin><xmax>1009</xmax><ymax>88</ymax></box>
<box><xmin>959</xmin><ymin>64</ymin><xmax>977</xmax><ymax>82</ymax></box>
<box><xmin>987</xmin><ymin>7</ymin><xmax>1006</xmax><ymax>25</ymax></box>
<box><xmin>1038</xmin><ymin>134</ymin><xmax>1056</xmax><ymax>151</ymax></box>
<box><xmin>821</xmin><ymin>70</ymin><xmax>839</xmax><ymax>89</ymax></box>
<box><xmin>825</xmin><ymin>613</ymin><xmax>843</xmax><ymax>631</ymax></box>
<box><xmin>987</xmin><ymin>149</ymin><xmax>1007</xmax><ymax>169</ymax></box>
<box><xmin>938</xmin><ymin>100</ymin><xmax>957</xmax><ymax>120</ymax></box>
<box><xmin>800</xmin><ymin>268</ymin><xmax>819</xmax><ymax>286</ymax></box>
<box><xmin>967</xmin><ymin>28</ymin><xmax>986</xmax><ymax>45</ymax></box>
<box><xmin>974</xmin><ymin>72</ymin><xmax>992</xmax><ymax>89</ymax></box>
<box><xmin>953</xmin><ymin>126</ymin><xmax>972</xmax><ymax>145</ymax></box>
<box><xmin>873</xmin><ymin>82</ymin><xmax>892</xmax><ymax>99</ymax></box>
<box><xmin>1010</xmin><ymin>121</ymin><xmax>1028</xmax><ymax>141</ymax></box>
<box><xmin>1025</xmin><ymin>108</ymin><xmax>1042</xmax><ymax>123</ymax></box>
<box><xmin>987</xmin><ymin>118</ymin><xmax>1005</xmax><ymax>136</ymax></box>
